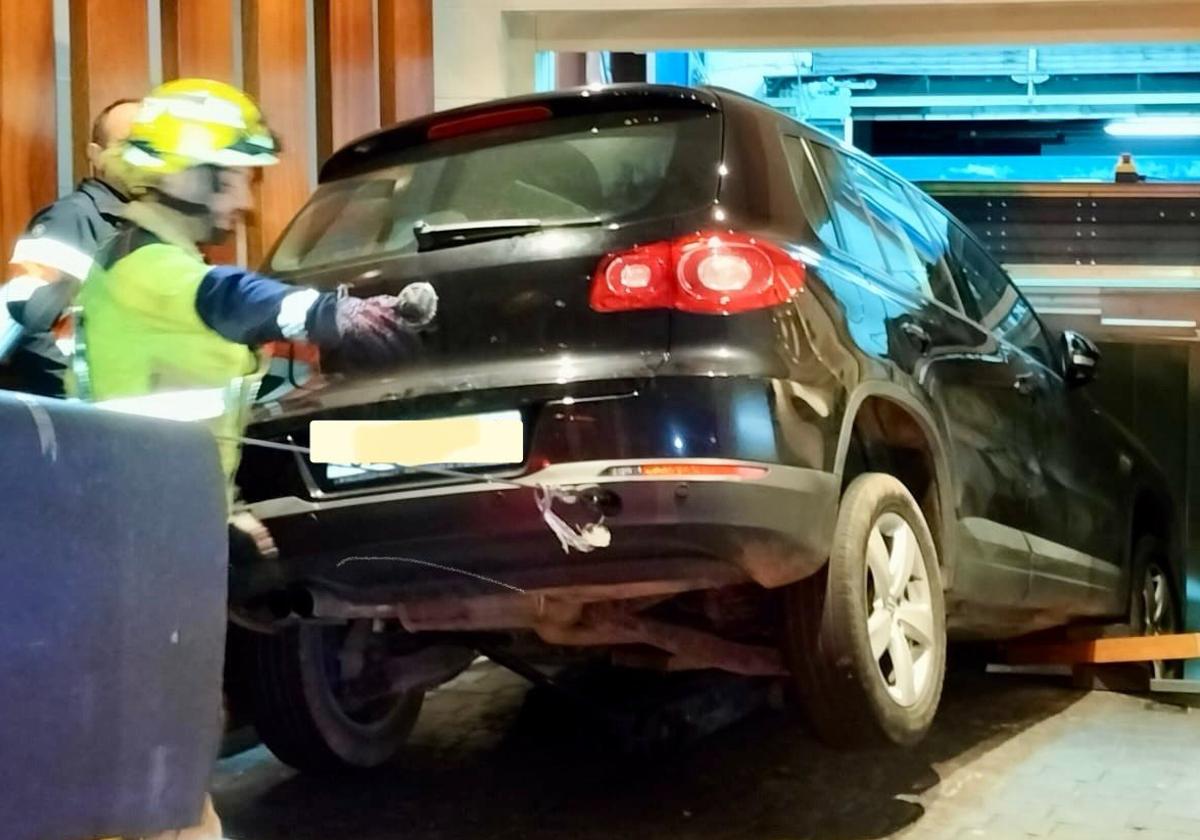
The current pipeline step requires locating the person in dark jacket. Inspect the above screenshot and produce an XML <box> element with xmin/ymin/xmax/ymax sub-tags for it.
<box><xmin>0</xmin><ymin>98</ymin><xmax>142</xmax><ymax>396</ymax></box>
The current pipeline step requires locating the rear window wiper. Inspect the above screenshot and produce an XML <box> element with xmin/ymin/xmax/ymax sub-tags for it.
<box><xmin>413</xmin><ymin>217</ymin><xmax>601</xmax><ymax>252</ymax></box>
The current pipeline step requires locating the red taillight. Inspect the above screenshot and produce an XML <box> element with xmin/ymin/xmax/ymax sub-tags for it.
<box><xmin>590</xmin><ymin>232</ymin><xmax>805</xmax><ymax>315</ymax></box>
<box><xmin>427</xmin><ymin>105</ymin><xmax>553</xmax><ymax>141</ymax></box>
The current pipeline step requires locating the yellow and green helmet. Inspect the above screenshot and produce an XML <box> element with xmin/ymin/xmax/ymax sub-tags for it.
<box><xmin>123</xmin><ymin>78</ymin><xmax>279</xmax><ymax>178</ymax></box>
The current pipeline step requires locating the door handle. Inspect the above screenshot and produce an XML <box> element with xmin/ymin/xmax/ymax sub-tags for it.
<box><xmin>900</xmin><ymin>322</ymin><xmax>932</xmax><ymax>352</ymax></box>
<box><xmin>1013</xmin><ymin>373</ymin><xmax>1042</xmax><ymax>396</ymax></box>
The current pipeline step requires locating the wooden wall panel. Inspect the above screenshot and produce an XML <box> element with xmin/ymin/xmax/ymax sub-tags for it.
<box><xmin>162</xmin><ymin>0</ymin><xmax>240</xmax><ymax>265</ymax></box>
<box><xmin>243</xmin><ymin>0</ymin><xmax>313</xmax><ymax>262</ymax></box>
<box><xmin>0</xmin><ymin>0</ymin><xmax>433</xmax><ymax>268</ymax></box>
<box><xmin>316</xmin><ymin>0</ymin><xmax>380</xmax><ymax>161</ymax></box>
<box><xmin>379</xmin><ymin>0</ymin><xmax>433</xmax><ymax>126</ymax></box>
<box><xmin>71</xmin><ymin>0</ymin><xmax>150</xmax><ymax>180</ymax></box>
<box><xmin>163</xmin><ymin>0</ymin><xmax>237</xmax><ymax>83</ymax></box>
<box><xmin>0</xmin><ymin>0</ymin><xmax>58</xmax><ymax>265</ymax></box>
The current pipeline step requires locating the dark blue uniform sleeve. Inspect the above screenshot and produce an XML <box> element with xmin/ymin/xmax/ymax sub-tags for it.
<box><xmin>26</xmin><ymin>197</ymin><xmax>96</xmax><ymax>251</ymax></box>
<box><xmin>195</xmin><ymin>265</ymin><xmax>341</xmax><ymax>346</ymax></box>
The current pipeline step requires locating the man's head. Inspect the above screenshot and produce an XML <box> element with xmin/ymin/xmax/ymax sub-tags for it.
<box><xmin>87</xmin><ymin>99</ymin><xmax>141</xmax><ymax>187</ymax></box>
<box><xmin>119</xmin><ymin>78</ymin><xmax>278</xmax><ymax>244</ymax></box>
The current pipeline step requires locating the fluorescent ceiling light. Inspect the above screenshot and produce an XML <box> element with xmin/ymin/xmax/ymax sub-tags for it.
<box><xmin>1104</xmin><ymin>117</ymin><xmax>1200</xmax><ymax>137</ymax></box>
<box><xmin>1100</xmin><ymin>317</ymin><xmax>1197</xmax><ymax>328</ymax></box>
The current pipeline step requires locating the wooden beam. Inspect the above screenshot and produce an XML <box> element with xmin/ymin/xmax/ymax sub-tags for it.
<box><xmin>162</xmin><ymin>0</ymin><xmax>237</xmax><ymax>83</ymax></box>
<box><xmin>70</xmin><ymin>0</ymin><xmax>150</xmax><ymax>181</ymax></box>
<box><xmin>0</xmin><ymin>0</ymin><xmax>58</xmax><ymax>263</ymax></box>
<box><xmin>529</xmin><ymin>2</ymin><xmax>1200</xmax><ymax>50</ymax></box>
<box><xmin>314</xmin><ymin>0</ymin><xmax>381</xmax><ymax>162</ymax></box>
<box><xmin>1006</xmin><ymin>632</ymin><xmax>1200</xmax><ymax>665</ymax></box>
<box><xmin>242</xmin><ymin>0</ymin><xmax>314</xmax><ymax>263</ymax></box>
<box><xmin>161</xmin><ymin>0</ymin><xmax>180</xmax><ymax>81</ymax></box>
<box><xmin>378</xmin><ymin>0</ymin><xmax>433</xmax><ymax>126</ymax></box>
<box><xmin>162</xmin><ymin>0</ymin><xmax>241</xmax><ymax>264</ymax></box>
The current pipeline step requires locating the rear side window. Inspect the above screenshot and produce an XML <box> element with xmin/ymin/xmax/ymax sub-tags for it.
<box><xmin>843</xmin><ymin>157</ymin><xmax>932</xmax><ymax>298</ymax></box>
<box><xmin>902</xmin><ymin>190</ymin><xmax>966</xmax><ymax>311</ymax></box>
<box><xmin>807</xmin><ymin>142</ymin><xmax>887</xmax><ymax>272</ymax></box>
<box><xmin>271</xmin><ymin>108</ymin><xmax>721</xmax><ymax>272</ymax></box>
<box><xmin>947</xmin><ymin>225</ymin><xmax>1056</xmax><ymax>367</ymax></box>
<box><xmin>947</xmin><ymin>225</ymin><xmax>1013</xmax><ymax>325</ymax></box>
<box><xmin>781</xmin><ymin>136</ymin><xmax>838</xmax><ymax>249</ymax></box>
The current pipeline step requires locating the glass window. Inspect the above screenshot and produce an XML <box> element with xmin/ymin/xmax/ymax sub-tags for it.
<box><xmin>903</xmin><ymin>189</ymin><xmax>966</xmax><ymax>311</ymax></box>
<box><xmin>807</xmin><ymin>142</ymin><xmax>887</xmax><ymax>272</ymax></box>
<box><xmin>947</xmin><ymin>224</ymin><xmax>1055</xmax><ymax>368</ymax></box>
<box><xmin>780</xmin><ymin>136</ymin><xmax>837</xmax><ymax>249</ymax></box>
<box><xmin>947</xmin><ymin>224</ymin><xmax>1010</xmax><ymax>323</ymax></box>
<box><xmin>844</xmin><ymin>158</ymin><xmax>931</xmax><ymax>299</ymax></box>
<box><xmin>270</xmin><ymin>108</ymin><xmax>721</xmax><ymax>273</ymax></box>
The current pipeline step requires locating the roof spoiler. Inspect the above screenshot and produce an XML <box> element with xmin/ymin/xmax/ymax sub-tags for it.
<box><xmin>320</xmin><ymin>83</ymin><xmax>721</xmax><ymax>182</ymax></box>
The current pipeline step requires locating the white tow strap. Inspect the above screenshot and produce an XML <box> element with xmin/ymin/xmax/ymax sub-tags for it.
<box><xmin>535</xmin><ymin>485</ymin><xmax>612</xmax><ymax>554</ymax></box>
<box><xmin>228</xmin><ymin>435</ymin><xmax>612</xmax><ymax>555</ymax></box>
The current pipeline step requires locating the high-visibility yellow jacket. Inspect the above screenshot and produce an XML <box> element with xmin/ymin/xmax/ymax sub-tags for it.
<box><xmin>78</xmin><ymin>201</ymin><xmax>346</xmax><ymax>482</ymax></box>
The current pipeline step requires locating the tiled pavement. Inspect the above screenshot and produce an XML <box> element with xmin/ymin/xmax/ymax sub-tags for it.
<box><xmin>216</xmin><ymin>662</ymin><xmax>1200</xmax><ymax>840</ymax></box>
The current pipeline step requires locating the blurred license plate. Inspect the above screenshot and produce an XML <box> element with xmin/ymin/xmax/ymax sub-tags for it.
<box><xmin>311</xmin><ymin>411</ymin><xmax>523</xmax><ymax>483</ymax></box>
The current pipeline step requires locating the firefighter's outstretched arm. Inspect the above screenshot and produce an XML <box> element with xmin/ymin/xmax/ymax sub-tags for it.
<box><xmin>196</xmin><ymin>266</ymin><xmax>437</xmax><ymax>363</ymax></box>
<box><xmin>102</xmin><ymin>241</ymin><xmax>436</xmax><ymax>364</ymax></box>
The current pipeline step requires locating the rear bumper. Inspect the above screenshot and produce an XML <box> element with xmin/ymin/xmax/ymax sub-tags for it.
<box><xmin>243</xmin><ymin>460</ymin><xmax>840</xmax><ymax>605</ymax></box>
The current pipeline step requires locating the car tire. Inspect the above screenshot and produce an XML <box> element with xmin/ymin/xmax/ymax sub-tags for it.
<box><xmin>1129</xmin><ymin>535</ymin><xmax>1183</xmax><ymax>681</ymax></box>
<box><xmin>783</xmin><ymin>472</ymin><xmax>947</xmax><ymax>748</ymax></box>
<box><xmin>243</xmin><ymin>623</ymin><xmax>424</xmax><ymax>773</ymax></box>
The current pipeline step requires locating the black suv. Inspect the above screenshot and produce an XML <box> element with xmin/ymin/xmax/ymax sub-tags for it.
<box><xmin>231</xmin><ymin>84</ymin><xmax>1179</xmax><ymax>771</ymax></box>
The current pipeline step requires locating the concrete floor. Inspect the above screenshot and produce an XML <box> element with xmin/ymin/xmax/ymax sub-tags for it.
<box><xmin>214</xmin><ymin>662</ymin><xmax>1200</xmax><ymax>840</ymax></box>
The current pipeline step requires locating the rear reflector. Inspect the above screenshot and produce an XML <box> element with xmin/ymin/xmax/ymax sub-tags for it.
<box><xmin>427</xmin><ymin>105</ymin><xmax>553</xmax><ymax>141</ymax></box>
<box><xmin>590</xmin><ymin>232</ymin><xmax>805</xmax><ymax>315</ymax></box>
<box><xmin>603</xmin><ymin>463</ymin><xmax>769</xmax><ymax>479</ymax></box>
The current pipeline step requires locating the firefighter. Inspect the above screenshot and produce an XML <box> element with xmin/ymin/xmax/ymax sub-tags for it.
<box><xmin>0</xmin><ymin>98</ymin><xmax>142</xmax><ymax>396</ymax></box>
<box><xmin>80</xmin><ymin>78</ymin><xmax>435</xmax><ymax>840</ymax></box>
<box><xmin>79</xmin><ymin>77</ymin><xmax>435</xmax><ymax>476</ymax></box>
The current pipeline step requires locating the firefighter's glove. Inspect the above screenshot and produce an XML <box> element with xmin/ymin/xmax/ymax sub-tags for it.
<box><xmin>396</xmin><ymin>282</ymin><xmax>438</xmax><ymax>329</ymax></box>
<box><xmin>334</xmin><ymin>294</ymin><xmax>421</xmax><ymax>365</ymax></box>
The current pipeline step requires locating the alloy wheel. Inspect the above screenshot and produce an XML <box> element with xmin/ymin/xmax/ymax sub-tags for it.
<box><xmin>864</xmin><ymin>512</ymin><xmax>939</xmax><ymax>707</ymax></box>
<box><xmin>1141</xmin><ymin>562</ymin><xmax>1179</xmax><ymax>680</ymax></box>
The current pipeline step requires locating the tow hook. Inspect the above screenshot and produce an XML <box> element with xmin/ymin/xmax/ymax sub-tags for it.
<box><xmin>580</xmin><ymin>486</ymin><xmax>622</xmax><ymax>517</ymax></box>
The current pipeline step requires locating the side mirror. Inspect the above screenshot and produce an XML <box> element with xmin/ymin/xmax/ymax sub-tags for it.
<box><xmin>1062</xmin><ymin>330</ymin><xmax>1100</xmax><ymax>387</ymax></box>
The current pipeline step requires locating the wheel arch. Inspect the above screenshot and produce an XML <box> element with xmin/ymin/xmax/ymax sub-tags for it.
<box><xmin>834</xmin><ymin>382</ymin><xmax>959</xmax><ymax>585</ymax></box>
<box><xmin>1131</xmin><ymin>487</ymin><xmax>1172</xmax><ymax>549</ymax></box>
<box><xmin>1128</xmin><ymin>482</ymin><xmax>1181</xmax><ymax>595</ymax></box>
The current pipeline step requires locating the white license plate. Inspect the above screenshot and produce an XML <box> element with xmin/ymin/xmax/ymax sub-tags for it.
<box><xmin>310</xmin><ymin>411</ymin><xmax>524</xmax><ymax>481</ymax></box>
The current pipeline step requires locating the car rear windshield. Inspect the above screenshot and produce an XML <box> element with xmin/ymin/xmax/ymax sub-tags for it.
<box><xmin>270</xmin><ymin>107</ymin><xmax>722</xmax><ymax>272</ymax></box>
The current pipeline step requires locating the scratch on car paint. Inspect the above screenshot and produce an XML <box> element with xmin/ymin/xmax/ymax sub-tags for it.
<box><xmin>14</xmin><ymin>392</ymin><xmax>57</xmax><ymax>462</ymax></box>
<box><xmin>335</xmin><ymin>556</ymin><xmax>527</xmax><ymax>593</ymax></box>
